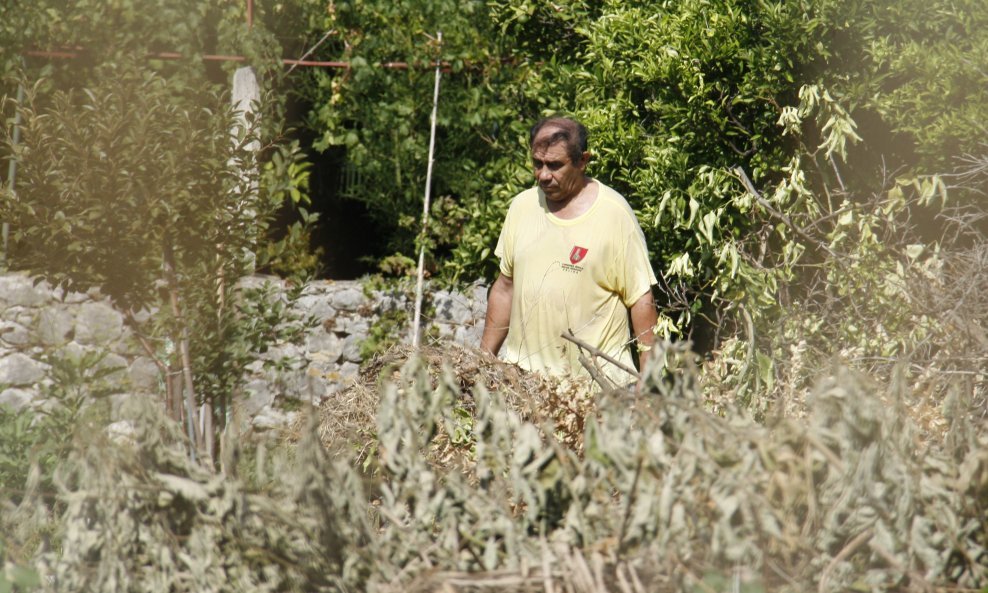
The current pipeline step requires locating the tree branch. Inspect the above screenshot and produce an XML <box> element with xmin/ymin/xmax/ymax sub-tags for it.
<box><xmin>732</xmin><ymin>165</ymin><xmax>841</xmax><ymax>261</ymax></box>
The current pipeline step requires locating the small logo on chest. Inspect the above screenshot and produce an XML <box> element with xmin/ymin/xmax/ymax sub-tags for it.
<box><xmin>569</xmin><ymin>246</ymin><xmax>589</xmax><ymax>265</ymax></box>
<box><xmin>562</xmin><ymin>245</ymin><xmax>589</xmax><ymax>274</ymax></box>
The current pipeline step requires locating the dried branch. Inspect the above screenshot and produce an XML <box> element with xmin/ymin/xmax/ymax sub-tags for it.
<box><xmin>562</xmin><ymin>331</ymin><xmax>640</xmax><ymax>380</ymax></box>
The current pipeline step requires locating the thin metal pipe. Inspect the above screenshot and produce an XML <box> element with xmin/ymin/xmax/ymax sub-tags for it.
<box><xmin>411</xmin><ymin>32</ymin><xmax>443</xmax><ymax>348</ymax></box>
<box><xmin>22</xmin><ymin>49</ymin><xmax>451</xmax><ymax>71</ymax></box>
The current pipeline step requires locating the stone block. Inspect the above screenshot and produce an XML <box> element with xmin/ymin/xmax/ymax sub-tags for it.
<box><xmin>106</xmin><ymin>420</ymin><xmax>137</xmax><ymax>446</ymax></box>
<box><xmin>37</xmin><ymin>307</ymin><xmax>76</xmax><ymax>346</ymax></box>
<box><xmin>295</xmin><ymin>294</ymin><xmax>337</xmax><ymax>321</ymax></box>
<box><xmin>470</xmin><ymin>281</ymin><xmax>489</xmax><ymax>303</ymax></box>
<box><xmin>242</xmin><ymin>379</ymin><xmax>274</xmax><ymax>417</ymax></box>
<box><xmin>329</xmin><ymin>286</ymin><xmax>368</xmax><ymax>311</ymax></box>
<box><xmin>61</xmin><ymin>289</ymin><xmax>90</xmax><ymax>304</ymax></box>
<box><xmin>2</xmin><ymin>305</ymin><xmax>25</xmax><ymax>322</ymax></box>
<box><xmin>97</xmin><ymin>352</ymin><xmax>129</xmax><ymax>380</ymax></box>
<box><xmin>237</xmin><ymin>274</ymin><xmax>285</xmax><ymax>292</ymax></box>
<box><xmin>53</xmin><ymin>341</ymin><xmax>89</xmax><ymax>365</ymax></box>
<box><xmin>342</xmin><ymin>335</ymin><xmax>363</xmax><ymax>363</ymax></box>
<box><xmin>0</xmin><ymin>274</ymin><xmax>51</xmax><ymax>307</ymax></box>
<box><xmin>328</xmin><ymin>314</ymin><xmax>349</xmax><ymax>333</ymax></box>
<box><xmin>373</xmin><ymin>293</ymin><xmax>407</xmax><ymax>313</ymax></box>
<box><xmin>270</xmin><ymin>371</ymin><xmax>309</xmax><ymax>399</ymax></box>
<box><xmin>0</xmin><ymin>353</ymin><xmax>47</xmax><ymax>386</ymax></box>
<box><xmin>433</xmin><ymin>291</ymin><xmax>474</xmax><ymax>326</ymax></box>
<box><xmin>252</xmin><ymin>406</ymin><xmax>293</xmax><ymax>430</ymax></box>
<box><xmin>303</xmin><ymin>371</ymin><xmax>329</xmax><ymax>402</ymax></box>
<box><xmin>454</xmin><ymin>324</ymin><xmax>483</xmax><ymax>348</ymax></box>
<box><xmin>304</xmin><ymin>330</ymin><xmax>344</xmax><ymax>362</ymax></box>
<box><xmin>0</xmin><ymin>387</ymin><xmax>38</xmax><ymax>410</ymax></box>
<box><xmin>263</xmin><ymin>343</ymin><xmax>306</xmax><ymax>369</ymax></box>
<box><xmin>341</xmin><ymin>316</ymin><xmax>370</xmax><ymax>335</ymax></box>
<box><xmin>128</xmin><ymin>357</ymin><xmax>161</xmax><ymax>392</ymax></box>
<box><xmin>75</xmin><ymin>302</ymin><xmax>124</xmax><ymax>345</ymax></box>
<box><xmin>339</xmin><ymin>361</ymin><xmax>361</xmax><ymax>381</ymax></box>
<box><xmin>0</xmin><ymin>321</ymin><xmax>31</xmax><ymax>347</ymax></box>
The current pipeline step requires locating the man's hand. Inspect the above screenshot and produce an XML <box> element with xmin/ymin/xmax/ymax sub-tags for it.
<box><xmin>480</xmin><ymin>274</ymin><xmax>513</xmax><ymax>357</ymax></box>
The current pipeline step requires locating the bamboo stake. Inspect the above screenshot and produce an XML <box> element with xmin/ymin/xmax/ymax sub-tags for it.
<box><xmin>411</xmin><ymin>31</ymin><xmax>443</xmax><ymax>348</ymax></box>
<box><xmin>2</xmin><ymin>78</ymin><xmax>25</xmax><ymax>271</ymax></box>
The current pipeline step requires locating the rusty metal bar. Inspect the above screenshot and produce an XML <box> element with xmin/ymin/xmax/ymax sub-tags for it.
<box><xmin>22</xmin><ymin>49</ymin><xmax>451</xmax><ymax>71</ymax></box>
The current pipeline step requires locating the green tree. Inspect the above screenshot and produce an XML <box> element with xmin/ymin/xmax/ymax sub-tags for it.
<box><xmin>294</xmin><ymin>0</ymin><xmax>535</xmax><ymax>271</ymax></box>
<box><xmin>0</xmin><ymin>54</ymin><xmax>310</xmax><ymax>458</ymax></box>
<box><xmin>1</xmin><ymin>1</ymin><xmax>324</xmax><ymax>455</ymax></box>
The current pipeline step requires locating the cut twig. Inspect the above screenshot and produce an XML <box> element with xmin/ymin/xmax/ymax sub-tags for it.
<box><xmin>578</xmin><ymin>354</ymin><xmax>617</xmax><ymax>392</ymax></box>
<box><xmin>563</xmin><ymin>331</ymin><xmax>640</xmax><ymax>380</ymax></box>
<box><xmin>818</xmin><ymin>528</ymin><xmax>874</xmax><ymax>593</ymax></box>
<box><xmin>285</xmin><ymin>29</ymin><xmax>337</xmax><ymax>74</ymax></box>
<box><xmin>868</xmin><ymin>540</ymin><xmax>934</xmax><ymax>593</ymax></box>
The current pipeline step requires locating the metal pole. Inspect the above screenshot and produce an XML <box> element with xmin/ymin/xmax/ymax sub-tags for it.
<box><xmin>3</xmin><ymin>80</ymin><xmax>26</xmax><ymax>271</ymax></box>
<box><xmin>24</xmin><ymin>49</ymin><xmax>449</xmax><ymax>71</ymax></box>
<box><xmin>411</xmin><ymin>32</ymin><xmax>443</xmax><ymax>348</ymax></box>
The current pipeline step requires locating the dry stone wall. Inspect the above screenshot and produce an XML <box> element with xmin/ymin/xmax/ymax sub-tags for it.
<box><xmin>0</xmin><ymin>272</ymin><xmax>488</xmax><ymax>428</ymax></box>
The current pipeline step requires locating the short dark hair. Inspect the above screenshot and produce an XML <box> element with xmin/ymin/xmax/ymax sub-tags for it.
<box><xmin>529</xmin><ymin>116</ymin><xmax>588</xmax><ymax>164</ymax></box>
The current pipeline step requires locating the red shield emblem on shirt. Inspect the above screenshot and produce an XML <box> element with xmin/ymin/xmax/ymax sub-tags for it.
<box><xmin>569</xmin><ymin>246</ymin><xmax>589</xmax><ymax>265</ymax></box>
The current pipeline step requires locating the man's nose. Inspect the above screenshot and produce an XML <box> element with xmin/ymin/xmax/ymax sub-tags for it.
<box><xmin>536</xmin><ymin>167</ymin><xmax>551</xmax><ymax>182</ymax></box>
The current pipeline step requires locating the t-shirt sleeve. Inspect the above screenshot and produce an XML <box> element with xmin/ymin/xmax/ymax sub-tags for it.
<box><xmin>494</xmin><ymin>202</ymin><xmax>514</xmax><ymax>278</ymax></box>
<box><xmin>618</xmin><ymin>223</ymin><xmax>658</xmax><ymax>307</ymax></box>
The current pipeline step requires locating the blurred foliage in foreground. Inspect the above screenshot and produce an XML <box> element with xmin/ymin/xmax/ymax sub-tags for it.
<box><xmin>1</xmin><ymin>337</ymin><xmax>985</xmax><ymax>592</ymax></box>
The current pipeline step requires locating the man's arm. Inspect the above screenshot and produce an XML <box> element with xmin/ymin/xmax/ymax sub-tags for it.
<box><xmin>480</xmin><ymin>274</ymin><xmax>513</xmax><ymax>356</ymax></box>
<box><xmin>629</xmin><ymin>289</ymin><xmax>658</xmax><ymax>373</ymax></box>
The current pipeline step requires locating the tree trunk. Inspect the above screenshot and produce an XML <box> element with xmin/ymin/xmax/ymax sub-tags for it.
<box><xmin>164</xmin><ymin>241</ymin><xmax>202</xmax><ymax>458</ymax></box>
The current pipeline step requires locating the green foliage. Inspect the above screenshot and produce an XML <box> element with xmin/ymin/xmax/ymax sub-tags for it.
<box><xmin>0</xmin><ymin>350</ymin><xmax>119</xmax><ymax>506</ymax></box>
<box><xmin>295</xmin><ymin>0</ymin><xmax>532</xmax><ymax>267</ymax></box>
<box><xmin>0</xmin><ymin>561</ymin><xmax>40</xmax><ymax>593</ymax></box>
<box><xmin>359</xmin><ymin>277</ymin><xmax>414</xmax><ymax>360</ymax></box>
<box><xmin>292</xmin><ymin>0</ymin><xmax>986</xmax><ymax>381</ymax></box>
<box><xmin>256</xmin><ymin>140</ymin><xmax>325</xmax><ymax>279</ymax></box>
<box><xmin>190</xmin><ymin>279</ymin><xmax>316</xmax><ymax>418</ymax></box>
<box><xmin>830</xmin><ymin>0</ymin><xmax>988</xmax><ymax>174</ymax></box>
<box><xmin>2</xmin><ymin>62</ymin><xmax>252</xmax><ymax>309</ymax></box>
<box><xmin>1</xmin><ymin>49</ymin><xmax>317</xmax><ymax>452</ymax></box>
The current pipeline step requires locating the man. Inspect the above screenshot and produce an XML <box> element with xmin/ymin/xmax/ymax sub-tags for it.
<box><xmin>480</xmin><ymin>116</ymin><xmax>658</xmax><ymax>384</ymax></box>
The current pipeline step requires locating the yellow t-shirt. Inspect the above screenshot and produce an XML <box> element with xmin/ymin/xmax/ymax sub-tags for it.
<box><xmin>495</xmin><ymin>180</ymin><xmax>657</xmax><ymax>382</ymax></box>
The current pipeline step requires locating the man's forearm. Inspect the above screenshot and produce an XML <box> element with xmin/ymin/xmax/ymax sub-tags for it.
<box><xmin>630</xmin><ymin>289</ymin><xmax>658</xmax><ymax>372</ymax></box>
<box><xmin>480</xmin><ymin>274</ymin><xmax>513</xmax><ymax>355</ymax></box>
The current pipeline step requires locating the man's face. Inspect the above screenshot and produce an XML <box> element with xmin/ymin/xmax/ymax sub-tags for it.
<box><xmin>531</xmin><ymin>131</ymin><xmax>588</xmax><ymax>204</ymax></box>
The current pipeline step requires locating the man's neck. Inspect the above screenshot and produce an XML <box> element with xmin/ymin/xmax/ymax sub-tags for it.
<box><xmin>547</xmin><ymin>177</ymin><xmax>597</xmax><ymax>219</ymax></box>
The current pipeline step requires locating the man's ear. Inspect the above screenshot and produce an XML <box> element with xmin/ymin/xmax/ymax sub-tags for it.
<box><xmin>578</xmin><ymin>151</ymin><xmax>591</xmax><ymax>169</ymax></box>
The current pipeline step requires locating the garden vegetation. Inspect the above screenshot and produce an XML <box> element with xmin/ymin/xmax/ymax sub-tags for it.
<box><xmin>1</xmin><ymin>0</ymin><xmax>985</xmax><ymax>591</ymax></box>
